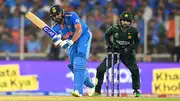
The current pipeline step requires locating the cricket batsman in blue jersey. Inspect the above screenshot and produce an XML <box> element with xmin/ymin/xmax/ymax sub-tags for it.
<box><xmin>49</xmin><ymin>5</ymin><xmax>94</xmax><ymax>97</ymax></box>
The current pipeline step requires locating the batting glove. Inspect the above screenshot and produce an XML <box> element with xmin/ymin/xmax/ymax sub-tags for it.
<box><xmin>52</xmin><ymin>34</ymin><xmax>62</xmax><ymax>46</ymax></box>
<box><xmin>60</xmin><ymin>39</ymin><xmax>74</xmax><ymax>49</ymax></box>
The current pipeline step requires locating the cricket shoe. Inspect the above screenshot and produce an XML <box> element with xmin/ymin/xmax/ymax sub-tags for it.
<box><xmin>87</xmin><ymin>87</ymin><xmax>95</xmax><ymax>96</ymax></box>
<box><xmin>87</xmin><ymin>78</ymin><xmax>98</xmax><ymax>96</ymax></box>
<box><xmin>133</xmin><ymin>90</ymin><xmax>140</xmax><ymax>97</ymax></box>
<box><xmin>72</xmin><ymin>90</ymin><xmax>82</xmax><ymax>97</ymax></box>
<box><xmin>91</xmin><ymin>92</ymin><xmax>102</xmax><ymax>97</ymax></box>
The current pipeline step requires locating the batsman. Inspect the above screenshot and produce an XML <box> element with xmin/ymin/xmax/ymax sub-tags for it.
<box><xmin>49</xmin><ymin>5</ymin><xmax>94</xmax><ymax>97</ymax></box>
<box><xmin>93</xmin><ymin>11</ymin><xmax>141</xmax><ymax>97</ymax></box>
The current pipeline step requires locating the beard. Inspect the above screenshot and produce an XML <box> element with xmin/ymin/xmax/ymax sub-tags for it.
<box><xmin>121</xmin><ymin>24</ymin><xmax>129</xmax><ymax>28</ymax></box>
<box><xmin>119</xmin><ymin>20</ymin><xmax>132</xmax><ymax>29</ymax></box>
<box><xmin>55</xmin><ymin>18</ymin><xmax>64</xmax><ymax>24</ymax></box>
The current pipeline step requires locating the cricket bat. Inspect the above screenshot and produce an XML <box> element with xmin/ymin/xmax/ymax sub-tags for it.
<box><xmin>25</xmin><ymin>11</ymin><xmax>61</xmax><ymax>46</ymax></box>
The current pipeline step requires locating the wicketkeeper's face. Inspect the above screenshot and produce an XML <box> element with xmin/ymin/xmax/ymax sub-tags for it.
<box><xmin>119</xmin><ymin>19</ymin><xmax>132</xmax><ymax>28</ymax></box>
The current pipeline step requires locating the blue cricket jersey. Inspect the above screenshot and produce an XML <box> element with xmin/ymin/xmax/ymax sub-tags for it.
<box><xmin>52</xmin><ymin>12</ymin><xmax>89</xmax><ymax>40</ymax></box>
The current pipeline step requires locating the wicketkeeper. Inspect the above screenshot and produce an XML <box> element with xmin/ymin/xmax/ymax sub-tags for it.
<box><xmin>92</xmin><ymin>11</ymin><xmax>141</xmax><ymax>97</ymax></box>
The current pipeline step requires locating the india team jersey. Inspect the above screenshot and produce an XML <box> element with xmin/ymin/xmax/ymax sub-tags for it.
<box><xmin>52</xmin><ymin>12</ymin><xmax>89</xmax><ymax>40</ymax></box>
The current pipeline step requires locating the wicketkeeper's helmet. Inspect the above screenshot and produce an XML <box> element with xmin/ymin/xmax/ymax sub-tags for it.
<box><xmin>119</xmin><ymin>11</ymin><xmax>133</xmax><ymax>28</ymax></box>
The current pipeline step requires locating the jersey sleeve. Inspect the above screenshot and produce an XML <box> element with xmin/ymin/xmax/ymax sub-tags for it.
<box><xmin>71</xmin><ymin>12</ymin><xmax>81</xmax><ymax>25</ymax></box>
<box><xmin>105</xmin><ymin>26</ymin><xmax>114</xmax><ymax>47</ymax></box>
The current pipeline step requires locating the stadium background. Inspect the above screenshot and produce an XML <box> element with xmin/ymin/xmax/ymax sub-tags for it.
<box><xmin>0</xmin><ymin>0</ymin><xmax>179</xmax><ymax>98</ymax></box>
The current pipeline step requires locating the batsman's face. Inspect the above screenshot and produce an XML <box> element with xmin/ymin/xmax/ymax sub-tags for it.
<box><xmin>119</xmin><ymin>19</ymin><xmax>131</xmax><ymax>28</ymax></box>
<box><xmin>53</xmin><ymin>13</ymin><xmax>64</xmax><ymax>24</ymax></box>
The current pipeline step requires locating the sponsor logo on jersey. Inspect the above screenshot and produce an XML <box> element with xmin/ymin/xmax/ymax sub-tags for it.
<box><xmin>65</xmin><ymin>14</ymin><xmax>72</xmax><ymax>16</ymax></box>
<box><xmin>75</xmin><ymin>19</ymin><xmax>80</xmax><ymax>23</ymax></box>
<box><xmin>116</xmin><ymin>41</ymin><xmax>130</xmax><ymax>45</ymax></box>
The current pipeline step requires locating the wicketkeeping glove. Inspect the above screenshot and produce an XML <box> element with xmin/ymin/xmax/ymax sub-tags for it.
<box><xmin>106</xmin><ymin>46</ymin><xmax>120</xmax><ymax>53</ymax></box>
<box><xmin>60</xmin><ymin>39</ymin><xmax>74</xmax><ymax>49</ymax></box>
<box><xmin>106</xmin><ymin>46</ymin><xmax>113</xmax><ymax>53</ymax></box>
<box><xmin>122</xmin><ymin>46</ymin><xmax>133</xmax><ymax>54</ymax></box>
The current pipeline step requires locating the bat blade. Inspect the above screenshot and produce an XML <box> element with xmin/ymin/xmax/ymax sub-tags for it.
<box><xmin>25</xmin><ymin>11</ymin><xmax>47</xmax><ymax>29</ymax></box>
<box><xmin>25</xmin><ymin>11</ymin><xmax>59</xmax><ymax>39</ymax></box>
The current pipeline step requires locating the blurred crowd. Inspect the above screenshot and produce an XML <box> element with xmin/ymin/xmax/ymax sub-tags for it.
<box><xmin>0</xmin><ymin>0</ymin><xmax>179</xmax><ymax>61</ymax></box>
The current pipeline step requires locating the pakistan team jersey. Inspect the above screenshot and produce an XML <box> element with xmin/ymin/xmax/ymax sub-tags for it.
<box><xmin>105</xmin><ymin>25</ymin><xmax>140</xmax><ymax>52</ymax></box>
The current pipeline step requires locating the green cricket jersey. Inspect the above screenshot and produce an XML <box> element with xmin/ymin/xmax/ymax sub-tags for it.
<box><xmin>105</xmin><ymin>25</ymin><xmax>140</xmax><ymax>52</ymax></box>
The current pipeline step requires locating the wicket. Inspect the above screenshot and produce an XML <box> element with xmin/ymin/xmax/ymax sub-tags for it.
<box><xmin>105</xmin><ymin>52</ymin><xmax>121</xmax><ymax>97</ymax></box>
